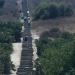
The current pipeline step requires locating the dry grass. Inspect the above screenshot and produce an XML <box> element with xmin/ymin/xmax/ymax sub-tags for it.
<box><xmin>31</xmin><ymin>16</ymin><xmax>75</xmax><ymax>36</ymax></box>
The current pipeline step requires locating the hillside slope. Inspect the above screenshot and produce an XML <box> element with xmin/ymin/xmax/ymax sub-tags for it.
<box><xmin>30</xmin><ymin>0</ymin><xmax>75</xmax><ymax>36</ymax></box>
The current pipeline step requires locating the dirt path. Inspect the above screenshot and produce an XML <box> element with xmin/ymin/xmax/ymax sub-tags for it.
<box><xmin>10</xmin><ymin>43</ymin><xmax>22</xmax><ymax>75</ymax></box>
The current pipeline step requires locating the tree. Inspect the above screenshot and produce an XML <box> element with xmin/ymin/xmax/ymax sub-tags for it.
<box><xmin>0</xmin><ymin>22</ymin><xmax>22</xmax><ymax>43</ymax></box>
<box><xmin>36</xmin><ymin>29</ymin><xmax>75</xmax><ymax>75</ymax></box>
<box><xmin>59</xmin><ymin>4</ymin><xmax>73</xmax><ymax>17</ymax></box>
<box><xmin>0</xmin><ymin>43</ymin><xmax>14</xmax><ymax>74</ymax></box>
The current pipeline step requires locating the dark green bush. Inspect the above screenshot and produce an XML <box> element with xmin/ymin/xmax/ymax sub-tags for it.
<box><xmin>61</xmin><ymin>32</ymin><xmax>73</xmax><ymax>40</ymax></box>
<box><xmin>0</xmin><ymin>43</ymin><xmax>14</xmax><ymax>74</ymax></box>
<box><xmin>0</xmin><ymin>22</ymin><xmax>22</xmax><ymax>43</ymax></box>
<box><xmin>59</xmin><ymin>4</ymin><xmax>73</xmax><ymax>17</ymax></box>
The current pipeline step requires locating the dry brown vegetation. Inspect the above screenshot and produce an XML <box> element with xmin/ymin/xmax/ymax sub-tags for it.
<box><xmin>32</xmin><ymin>16</ymin><xmax>75</xmax><ymax>36</ymax></box>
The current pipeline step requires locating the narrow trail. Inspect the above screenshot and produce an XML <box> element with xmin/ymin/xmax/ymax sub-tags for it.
<box><xmin>10</xmin><ymin>0</ymin><xmax>40</xmax><ymax>74</ymax></box>
<box><xmin>10</xmin><ymin>32</ymin><xmax>39</xmax><ymax>75</ymax></box>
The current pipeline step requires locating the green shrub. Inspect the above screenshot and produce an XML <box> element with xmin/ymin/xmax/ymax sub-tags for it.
<box><xmin>0</xmin><ymin>43</ymin><xmax>14</xmax><ymax>74</ymax></box>
<box><xmin>59</xmin><ymin>4</ymin><xmax>73</xmax><ymax>17</ymax></box>
<box><xmin>49</xmin><ymin>28</ymin><xmax>61</xmax><ymax>38</ymax></box>
<box><xmin>0</xmin><ymin>22</ymin><xmax>22</xmax><ymax>43</ymax></box>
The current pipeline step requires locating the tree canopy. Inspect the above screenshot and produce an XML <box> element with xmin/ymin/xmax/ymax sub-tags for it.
<box><xmin>0</xmin><ymin>22</ymin><xmax>22</xmax><ymax>43</ymax></box>
<box><xmin>33</xmin><ymin>3</ymin><xmax>73</xmax><ymax>20</ymax></box>
<box><xmin>36</xmin><ymin>28</ymin><xmax>75</xmax><ymax>75</ymax></box>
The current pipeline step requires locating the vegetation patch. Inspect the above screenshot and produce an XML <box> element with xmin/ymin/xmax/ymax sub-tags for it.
<box><xmin>36</xmin><ymin>28</ymin><xmax>75</xmax><ymax>75</ymax></box>
<box><xmin>0</xmin><ymin>43</ymin><xmax>15</xmax><ymax>74</ymax></box>
<box><xmin>0</xmin><ymin>21</ymin><xmax>22</xmax><ymax>74</ymax></box>
<box><xmin>33</xmin><ymin>3</ymin><xmax>73</xmax><ymax>20</ymax></box>
<box><xmin>0</xmin><ymin>22</ymin><xmax>22</xmax><ymax>43</ymax></box>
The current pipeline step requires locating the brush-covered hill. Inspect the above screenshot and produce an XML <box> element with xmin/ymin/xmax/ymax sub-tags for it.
<box><xmin>29</xmin><ymin>0</ymin><xmax>75</xmax><ymax>36</ymax></box>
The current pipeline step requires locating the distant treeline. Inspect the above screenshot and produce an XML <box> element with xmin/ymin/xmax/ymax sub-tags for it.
<box><xmin>33</xmin><ymin>3</ymin><xmax>73</xmax><ymax>20</ymax></box>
